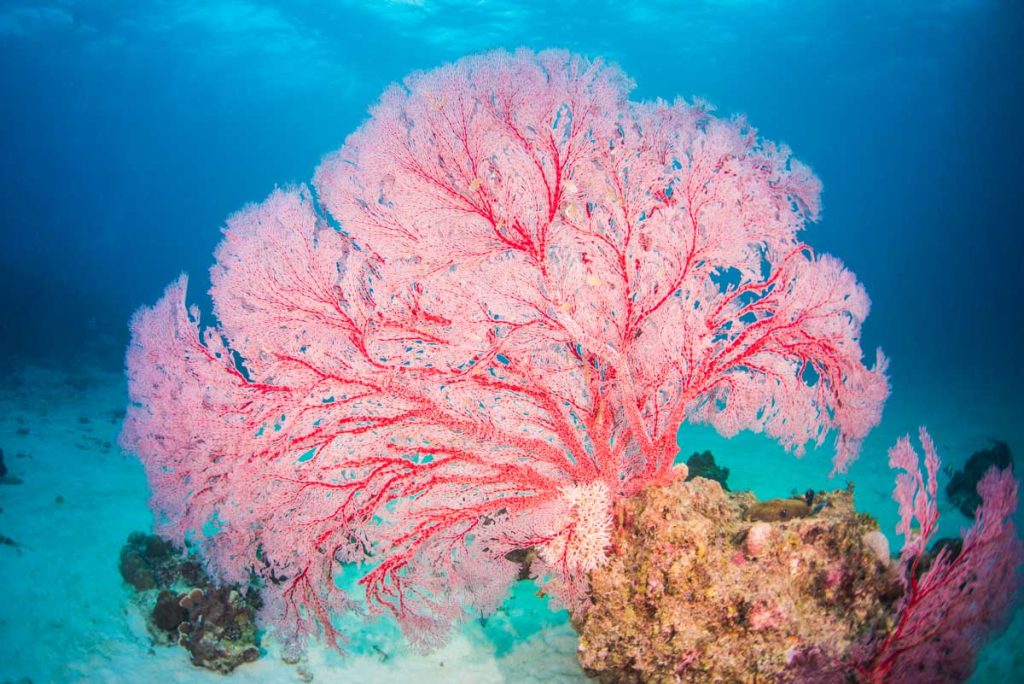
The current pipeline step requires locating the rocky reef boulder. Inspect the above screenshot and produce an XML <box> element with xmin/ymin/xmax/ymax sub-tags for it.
<box><xmin>576</xmin><ymin>477</ymin><xmax>901</xmax><ymax>683</ymax></box>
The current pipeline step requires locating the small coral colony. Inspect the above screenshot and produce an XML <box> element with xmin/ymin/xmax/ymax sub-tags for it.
<box><xmin>119</xmin><ymin>50</ymin><xmax>1020</xmax><ymax>681</ymax></box>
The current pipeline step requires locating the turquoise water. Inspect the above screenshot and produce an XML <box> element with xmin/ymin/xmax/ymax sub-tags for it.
<box><xmin>0</xmin><ymin>1</ymin><xmax>1021</xmax><ymax>682</ymax></box>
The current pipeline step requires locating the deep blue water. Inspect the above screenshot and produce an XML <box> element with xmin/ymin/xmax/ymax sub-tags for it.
<box><xmin>2</xmin><ymin>0</ymin><xmax>1022</xmax><ymax>393</ymax></box>
<box><xmin>1</xmin><ymin>0</ymin><xmax>1022</xmax><ymax>679</ymax></box>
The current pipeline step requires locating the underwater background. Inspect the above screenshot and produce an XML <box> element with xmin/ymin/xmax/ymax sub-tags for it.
<box><xmin>0</xmin><ymin>1</ymin><xmax>1021</xmax><ymax>681</ymax></box>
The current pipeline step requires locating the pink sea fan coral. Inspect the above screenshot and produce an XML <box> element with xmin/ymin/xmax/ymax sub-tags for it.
<box><xmin>121</xmin><ymin>49</ymin><xmax>888</xmax><ymax>649</ymax></box>
<box><xmin>861</xmin><ymin>428</ymin><xmax>1022</xmax><ymax>683</ymax></box>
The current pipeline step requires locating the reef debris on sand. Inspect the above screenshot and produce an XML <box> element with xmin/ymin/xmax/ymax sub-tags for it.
<box><xmin>119</xmin><ymin>532</ymin><xmax>262</xmax><ymax>674</ymax></box>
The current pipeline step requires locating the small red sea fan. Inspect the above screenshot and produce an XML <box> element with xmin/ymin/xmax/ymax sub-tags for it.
<box><xmin>120</xmin><ymin>49</ymin><xmax>888</xmax><ymax>650</ymax></box>
<box><xmin>862</xmin><ymin>428</ymin><xmax>1022</xmax><ymax>683</ymax></box>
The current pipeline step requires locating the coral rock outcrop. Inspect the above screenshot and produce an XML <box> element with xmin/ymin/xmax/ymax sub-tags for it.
<box><xmin>576</xmin><ymin>477</ymin><xmax>900</xmax><ymax>683</ymax></box>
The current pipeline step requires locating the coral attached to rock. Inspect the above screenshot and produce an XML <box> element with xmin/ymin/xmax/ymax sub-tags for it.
<box><xmin>121</xmin><ymin>48</ymin><xmax>888</xmax><ymax>650</ymax></box>
<box><xmin>576</xmin><ymin>477</ymin><xmax>900</xmax><ymax>683</ymax></box>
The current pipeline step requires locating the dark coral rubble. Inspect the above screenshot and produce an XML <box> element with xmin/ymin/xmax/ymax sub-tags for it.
<box><xmin>119</xmin><ymin>531</ymin><xmax>205</xmax><ymax>590</ymax></box>
<box><xmin>119</xmin><ymin>532</ymin><xmax>262</xmax><ymax>673</ymax></box>
<box><xmin>576</xmin><ymin>477</ymin><xmax>901</xmax><ymax>683</ymax></box>
<box><xmin>172</xmin><ymin>586</ymin><xmax>262</xmax><ymax>673</ymax></box>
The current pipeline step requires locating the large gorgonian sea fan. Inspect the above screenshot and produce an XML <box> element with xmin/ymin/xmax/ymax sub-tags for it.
<box><xmin>121</xmin><ymin>49</ymin><xmax>889</xmax><ymax>650</ymax></box>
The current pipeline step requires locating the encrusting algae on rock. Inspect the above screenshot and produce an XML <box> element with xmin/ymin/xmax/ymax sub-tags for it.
<box><xmin>575</xmin><ymin>476</ymin><xmax>902</xmax><ymax>683</ymax></box>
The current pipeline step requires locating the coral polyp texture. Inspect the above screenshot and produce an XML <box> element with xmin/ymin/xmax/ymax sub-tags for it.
<box><xmin>121</xmin><ymin>49</ymin><xmax>889</xmax><ymax>650</ymax></box>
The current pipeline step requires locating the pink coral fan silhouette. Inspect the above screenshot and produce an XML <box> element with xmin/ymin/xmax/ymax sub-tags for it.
<box><xmin>121</xmin><ymin>49</ymin><xmax>888</xmax><ymax>649</ymax></box>
<box><xmin>859</xmin><ymin>429</ymin><xmax>1022</xmax><ymax>683</ymax></box>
